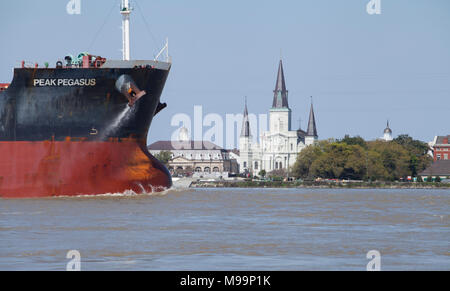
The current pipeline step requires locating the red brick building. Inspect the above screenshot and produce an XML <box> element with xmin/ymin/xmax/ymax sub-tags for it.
<box><xmin>432</xmin><ymin>135</ymin><xmax>450</xmax><ymax>161</ymax></box>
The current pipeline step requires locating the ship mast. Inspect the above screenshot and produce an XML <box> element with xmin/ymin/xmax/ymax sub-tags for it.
<box><xmin>120</xmin><ymin>0</ymin><xmax>131</xmax><ymax>61</ymax></box>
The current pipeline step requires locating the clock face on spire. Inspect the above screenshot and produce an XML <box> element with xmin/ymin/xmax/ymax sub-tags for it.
<box><xmin>273</xmin><ymin>135</ymin><xmax>284</xmax><ymax>149</ymax></box>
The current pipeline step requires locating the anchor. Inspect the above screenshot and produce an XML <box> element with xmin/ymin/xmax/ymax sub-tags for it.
<box><xmin>115</xmin><ymin>74</ymin><xmax>146</xmax><ymax>107</ymax></box>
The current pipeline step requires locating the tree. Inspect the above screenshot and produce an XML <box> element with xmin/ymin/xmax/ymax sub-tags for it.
<box><xmin>258</xmin><ymin>169</ymin><xmax>267</xmax><ymax>178</ymax></box>
<box><xmin>435</xmin><ymin>176</ymin><xmax>441</xmax><ymax>183</ymax></box>
<box><xmin>154</xmin><ymin>151</ymin><xmax>172</xmax><ymax>166</ymax></box>
<box><xmin>393</xmin><ymin>134</ymin><xmax>432</xmax><ymax>175</ymax></box>
<box><xmin>340</xmin><ymin>135</ymin><xmax>367</xmax><ymax>149</ymax></box>
<box><xmin>367</xmin><ymin>140</ymin><xmax>410</xmax><ymax>180</ymax></box>
<box><xmin>292</xmin><ymin>141</ymin><xmax>324</xmax><ymax>179</ymax></box>
<box><xmin>293</xmin><ymin>140</ymin><xmax>367</xmax><ymax>180</ymax></box>
<box><xmin>394</xmin><ymin>134</ymin><xmax>429</xmax><ymax>155</ymax></box>
<box><xmin>268</xmin><ymin>169</ymin><xmax>287</xmax><ymax>180</ymax></box>
<box><xmin>292</xmin><ymin>135</ymin><xmax>432</xmax><ymax>181</ymax></box>
<box><xmin>364</xmin><ymin>150</ymin><xmax>388</xmax><ymax>181</ymax></box>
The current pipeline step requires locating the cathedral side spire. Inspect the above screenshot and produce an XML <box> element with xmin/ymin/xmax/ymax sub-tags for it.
<box><xmin>240</xmin><ymin>97</ymin><xmax>251</xmax><ymax>137</ymax></box>
<box><xmin>306</xmin><ymin>99</ymin><xmax>318</xmax><ymax>137</ymax></box>
<box><xmin>272</xmin><ymin>60</ymin><xmax>289</xmax><ymax>109</ymax></box>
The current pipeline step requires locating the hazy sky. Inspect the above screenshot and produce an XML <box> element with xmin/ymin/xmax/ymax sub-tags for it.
<box><xmin>1</xmin><ymin>0</ymin><xmax>449</xmax><ymax>147</ymax></box>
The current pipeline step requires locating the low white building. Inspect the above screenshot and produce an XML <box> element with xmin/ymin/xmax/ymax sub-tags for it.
<box><xmin>148</xmin><ymin>127</ymin><xmax>239</xmax><ymax>177</ymax></box>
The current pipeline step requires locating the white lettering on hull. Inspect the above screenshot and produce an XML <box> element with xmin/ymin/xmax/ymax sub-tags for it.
<box><xmin>32</xmin><ymin>78</ymin><xmax>96</xmax><ymax>87</ymax></box>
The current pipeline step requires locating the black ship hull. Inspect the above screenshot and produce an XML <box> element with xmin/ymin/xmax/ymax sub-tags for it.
<box><xmin>0</xmin><ymin>62</ymin><xmax>172</xmax><ymax>198</ymax></box>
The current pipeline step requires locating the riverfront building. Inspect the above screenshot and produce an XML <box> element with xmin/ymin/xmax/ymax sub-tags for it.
<box><xmin>429</xmin><ymin>135</ymin><xmax>450</xmax><ymax>161</ymax></box>
<box><xmin>419</xmin><ymin>160</ymin><xmax>450</xmax><ymax>181</ymax></box>
<box><xmin>148</xmin><ymin>127</ymin><xmax>239</xmax><ymax>177</ymax></box>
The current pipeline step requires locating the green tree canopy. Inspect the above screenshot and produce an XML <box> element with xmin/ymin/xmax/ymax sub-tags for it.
<box><xmin>339</xmin><ymin>135</ymin><xmax>367</xmax><ymax>149</ymax></box>
<box><xmin>393</xmin><ymin>134</ymin><xmax>432</xmax><ymax>175</ymax></box>
<box><xmin>258</xmin><ymin>169</ymin><xmax>267</xmax><ymax>178</ymax></box>
<box><xmin>292</xmin><ymin>135</ymin><xmax>432</xmax><ymax>181</ymax></box>
<box><xmin>154</xmin><ymin>151</ymin><xmax>172</xmax><ymax>166</ymax></box>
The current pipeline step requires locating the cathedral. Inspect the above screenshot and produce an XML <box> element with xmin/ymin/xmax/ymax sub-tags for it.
<box><xmin>238</xmin><ymin>59</ymin><xmax>318</xmax><ymax>174</ymax></box>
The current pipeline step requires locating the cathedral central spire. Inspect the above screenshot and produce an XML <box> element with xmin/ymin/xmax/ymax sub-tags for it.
<box><xmin>272</xmin><ymin>60</ymin><xmax>289</xmax><ymax>109</ymax></box>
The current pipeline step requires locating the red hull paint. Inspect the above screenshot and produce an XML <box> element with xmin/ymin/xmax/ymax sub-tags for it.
<box><xmin>0</xmin><ymin>140</ymin><xmax>172</xmax><ymax>198</ymax></box>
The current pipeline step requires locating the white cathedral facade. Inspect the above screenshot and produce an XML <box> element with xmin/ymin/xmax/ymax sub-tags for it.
<box><xmin>237</xmin><ymin>60</ymin><xmax>318</xmax><ymax>174</ymax></box>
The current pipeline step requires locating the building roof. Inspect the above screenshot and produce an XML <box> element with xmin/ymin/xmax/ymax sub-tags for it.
<box><xmin>306</xmin><ymin>102</ymin><xmax>318</xmax><ymax>137</ymax></box>
<box><xmin>419</xmin><ymin>160</ymin><xmax>450</xmax><ymax>176</ymax></box>
<box><xmin>435</xmin><ymin>135</ymin><xmax>450</xmax><ymax>145</ymax></box>
<box><xmin>240</xmin><ymin>98</ymin><xmax>251</xmax><ymax>137</ymax></box>
<box><xmin>228</xmin><ymin>148</ymin><xmax>240</xmax><ymax>156</ymax></box>
<box><xmin>384</xmin><ymin>120</ymin><xmax>392</xmax><ymax>134</ymax></box>
<box><xmin>148</xmin><ymin>140</ymin><xmax>223</xmax><ymax>151</ymax></box>
<box><xmin>297</xmin><ymin>129</ymin><xmax>306</xmax><ymax>139</ymax></box>
<box><xmin>272</xmin><ymin>60</ymin><xmax>289</xmax><ymax>109</ymax></box>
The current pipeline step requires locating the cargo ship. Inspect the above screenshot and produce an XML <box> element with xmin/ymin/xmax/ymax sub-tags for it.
<box><xmin>0</xmin><ymin>0</ymin><xmax>172</xmax><ymax>198</ymax></box>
